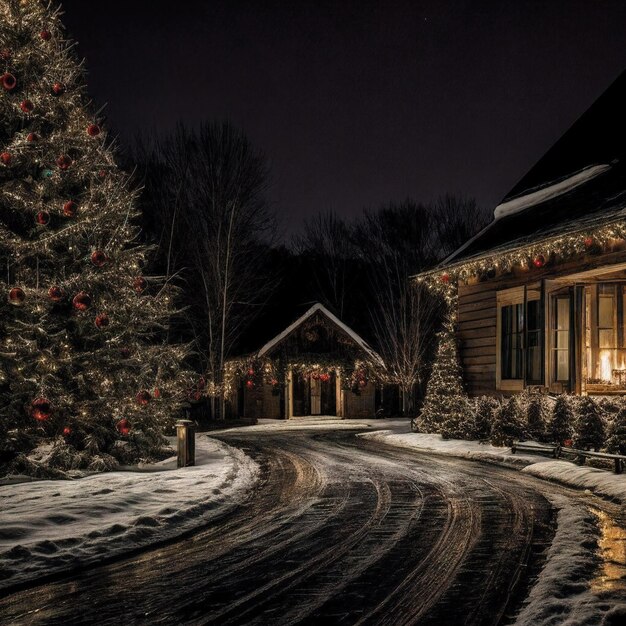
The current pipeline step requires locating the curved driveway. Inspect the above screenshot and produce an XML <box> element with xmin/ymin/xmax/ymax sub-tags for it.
<box><xmin>0</xmin><ymin>427</ymin><xmax>622</xmax><ymax>625</ymax></box>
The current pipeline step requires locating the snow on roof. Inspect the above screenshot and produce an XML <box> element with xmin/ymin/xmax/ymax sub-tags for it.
<box><xmin>493</xmin><ymin>164</ymin><xmax>610</xmax><ymax>220</ymax></box>
<box><xmin>257</xmin><ymin>303</ymin><xmax>384</xmax><ymax>365</ymax></box>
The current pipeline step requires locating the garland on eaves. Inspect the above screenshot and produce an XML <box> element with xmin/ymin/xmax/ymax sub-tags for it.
<box><xmin>416</xmin><ymin>220</ymin><xmax>626</xmax><ymax>297</ymax></box>
<box><xmin>221</xmin><ymin>355</ymin><xmax>386</xmax><ymax>397</ymax></box>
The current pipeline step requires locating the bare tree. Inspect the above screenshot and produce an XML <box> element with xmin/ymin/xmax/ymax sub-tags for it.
<box><xmin>294</xmin><ymin>210</ymin><xmax>355</xmax><ymax>318</ymax></box>
<box><xmin>429</xmin><ymin>194</ymin><xmax>491</xmax><ymax>259</ymax></box>
<box><xmin>135</xmin><ymin>122</ymin><xmax>277</xmax><ymax>417</ymax></box>
<box><xmin>353</xmin><ymin>201</ymin><xmax>440</xmax><ymax>414</ymax></box>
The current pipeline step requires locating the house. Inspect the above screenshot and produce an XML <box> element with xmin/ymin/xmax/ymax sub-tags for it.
<box><xmin>416</xmin><ymin>70</ymin><xmax>626</xmax><ymax>398</ymax></box>
<box><xmin>224</xmin><ymin>303</ymin><xmax>387</xmax><ymax>419</ymax></box>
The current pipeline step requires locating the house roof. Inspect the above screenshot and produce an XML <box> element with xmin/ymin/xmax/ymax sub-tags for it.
<box><xmin>432</xmin><ymin>69</ymin><xmax>626</xmax><ymax>272</ymax></box>
<box><xmin>257</xmin><ymin>302</ymin><xmax>384</xmax><ymax>365</ymax></box>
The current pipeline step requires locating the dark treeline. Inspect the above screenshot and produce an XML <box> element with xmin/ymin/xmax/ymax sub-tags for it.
<box><xmin>133</xmin><ymin>121</ymin><xmax>489</xmax><ymax>416</ymax></box>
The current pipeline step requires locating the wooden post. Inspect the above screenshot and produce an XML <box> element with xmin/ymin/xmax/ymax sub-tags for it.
<box><xmin>285</xmin><ymin>367</ymin><xmax>293</xmax><ymax>419</ymax></box>
<box><xmin>176</xmin><ymin>419</ymin><xmax>195</xmax><ymax>468</ymax></box>
<box><xmin>335</xmin><ymin>368</ymin><xmax>342</xmax><ymax>418</ymax></box>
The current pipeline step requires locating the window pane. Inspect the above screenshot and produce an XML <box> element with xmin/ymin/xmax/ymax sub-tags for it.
<box><xmin>556</xmin><ymin>298</ymin><xmax>570</xmax><ymax>330</ymax></box>
<box><xmin>599</xmin><ymin>329</ymin><xmax>614</xmax><ymax>349</ymax></box>
<box><xmin>527</xmin><ymin>300</ymin><xmax>540</xmax><ymax>332</ymax></box>
<box><xmin>501</xmin><ymin>304</ymin><xmax>523</xmax><ymax>380</ymax></box>
<box><xmin>556</xmin><ymin>350</ymin><xmax>569</xmax><ymax>381</ymax></box>
<box><xmin>527</xmin><ymin>330</ymin><xmax>541</xmax><ymax>382</ymax></box>
<box><xmin>599</xmin><ymin>296</ymin><xmax>614</xmax><ymax>328</ymax></box>
<box><xmin>555</xmin><ymin>330</ymin><xmax>569</xmax><ymax>349</ymax></box>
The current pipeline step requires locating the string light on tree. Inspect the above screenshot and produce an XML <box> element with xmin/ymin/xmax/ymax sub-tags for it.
<box><xmin>0</xmin><ymin>0</ymin><xmax>194</xmax><ymax>476</ymax></box>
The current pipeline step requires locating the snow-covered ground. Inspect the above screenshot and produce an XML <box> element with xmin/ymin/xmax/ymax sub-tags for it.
<box><xmin>0</xmin><ymin>435</ymin><xmax>258</xmax><ymax>591</ymax></box>
<box><xmin>360</xmin><ymin>430</ymin><xmax>626</xmax><ymax>503</ymax></box>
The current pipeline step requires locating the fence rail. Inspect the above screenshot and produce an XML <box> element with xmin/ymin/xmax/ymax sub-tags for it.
<box><xmin>512</xmin><ymin>441</ymin><xmax>625</xmax><ymax>474</ymax></box>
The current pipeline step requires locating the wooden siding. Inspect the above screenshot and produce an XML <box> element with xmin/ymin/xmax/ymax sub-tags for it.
<box><xmin>458</xmin><ymin>281</ymin><xmax>497</xmax><ymax>396</ymax></box>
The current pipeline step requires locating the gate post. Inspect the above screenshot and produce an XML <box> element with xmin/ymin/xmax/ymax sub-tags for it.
<box><xmin>176</xmin><ymin>419</ymin><xmax>195</xmax><ymax>468</ymax></box>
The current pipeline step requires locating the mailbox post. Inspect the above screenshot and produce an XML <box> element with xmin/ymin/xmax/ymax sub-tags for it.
<box><xmin>176</xmin><ymin>419</ymin><xmax>195</xmax><ymax>468</ymax></box>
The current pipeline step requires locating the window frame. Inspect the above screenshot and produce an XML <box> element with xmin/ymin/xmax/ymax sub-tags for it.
<box><xmin>496</xmin><ymin>285</ymin><xmax>543</xmax><ymax>391</ymax></box>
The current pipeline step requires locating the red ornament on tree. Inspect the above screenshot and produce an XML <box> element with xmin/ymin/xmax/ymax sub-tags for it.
<box><xmin>532</xmin><ymin>255</ymin><xmax>546</xmax><ymax>268</ymax></box>
<box><xmin>63</xmin><ymin>426</ymin><xmax>72</xmax><ymax>436</ymax></box>
<box><xmin>246</xmin><ymin>380</ymin><xmax>254</xmax><ymax>389</ymax></box>
<box><xmin>27</xmin><ymin>132</ymin><xmax>38</xmax><ymax>142</ymax></box>
<box><xmin>95</xmin><ymin>313</ymin><xmax>109</xmax><ymax>329</ymax></box>
<box><xmin>153</xmin><ymin>387</ymin><xmax>161</xmax><ymax>399</ymax></box>
<box><xmin>31</xmin><ymin>397</ymin><xmax>52</xmax><ymax>421</ymax></box>
<box><xmin>56</xmin><ymin>154</ymin><xmax>72</xmax><ymax>170</ymax></box>
<box><xmin>133</xmin><ymin>276</ymin><xmax>147</xmax><ymax>293</ymax></box>
<box><xmin>320</xmin><ymin>373</ymin><xmax>331</xmax><ymax>383</ymax></box>
<box><xmin>20</xmin><ymin>99</ymin><xmax>34</xmax><ymax>113</ymax></box>
<box><xmin>48</xmin><ymin>286</ymin><xmax>64</xmax><ymax>302</ymax></box>
<box><xmin>441</xmin><ymin>273</ymin><xmax>450</xmax><ymax>284</ymax></box>
<box><xmin>1</xmin><ymin>152</ymin><xmax>11</xmax><ymax>165</ymax></box>
<box><xmin>1</xmin><ymin>72</ymin><xmax>16</xmax><ymax>91</ymax></box>
<box><xmin>136</xmin><ymin>390</ymin><xmax>151</xmax><ymax>406</ymax></box>
<box><xmin>36</xmin><ymin>210</ymin><xmax>50</xmax><ymax>225</ymax></box>
<box><xmin>584</xmin><ymin>237</ymin><xmax>595</xmax><ymax>248</ymax></box>
<box><xmin>72</xmin><ymin>291</ymin><xmax>92</xmax><ymax>311</ymax></box>
<box><xmin>8</xmin><ymin>287</ymin><xmax>25</xmax><ymax>305</ymax></box>
<box><xmin>86</xmin><ymin>124</ymin><xmax>101</xmax><ymax>137</ymax></box>
<box><xmin>52</xmin><ymin>82</ymin><xmax>65</xmax><ymax>96</ymax></box>
<box><xmin>98</xmin><ymin>169</ymin><xmax>107</xmax><ymax>179</ymax></box>
<box><xmin>90</xmin><ymin>250</ymin><xmax>107</xmax><ymax>267</ymax></box>
<box><xmin>0</xmin><ymin>48</ymin><xmax>11</xmax><ymax>61</ymax></box>
<box><xmin>117</xmin><ymin>418</ymin><xmax>130</xmax><ymax>436</ymax></box>
<box><xmin>247</xmin><ymin>368</ymin><xmax>255</xmax><ymax>376</ymax></box>
<box><xmin>40</xmin><ymin>29</ymin><xmax>52</xmax><ymax>41</ymax></box>
<box><xmin>63</xmin><ymin>200</ymin><xmax>77</xmax><ymax>217</ymax></box>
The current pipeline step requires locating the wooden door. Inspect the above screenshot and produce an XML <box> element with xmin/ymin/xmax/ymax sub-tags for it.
<box><xmin>310</xmin><ymin>376</ymin><xmax>321</xmax><ymax>415</ymax></box>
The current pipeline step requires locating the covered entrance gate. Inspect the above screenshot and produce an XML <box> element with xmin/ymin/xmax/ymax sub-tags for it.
<box><xmin>226</xmin><ymin>303</ymin><xmax>384</xmax><ymax>419</ymax></box>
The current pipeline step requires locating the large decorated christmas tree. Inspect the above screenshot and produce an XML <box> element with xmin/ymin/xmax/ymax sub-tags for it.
<box><xmin>0</xmin><ymin>0</ymin><xmax>192</xmax><ymax>474</ymax></box>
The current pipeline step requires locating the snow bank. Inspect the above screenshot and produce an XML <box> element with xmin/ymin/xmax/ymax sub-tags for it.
<box><xmin>360</xmin><ymin>431</ymin><xmax>626</xmax><ymax>503</ymax></box>
<box><xmin>359</xmin><ymin>430</ymin><xmax>545</xmax><ymax>467</ymax></box>
<box><xmin>0</xmin><ymin>435</ymin><xmax>259</xmax><ymax>591</ymax></box>
<box><xmin>522</xmin><ymin>461</ymin><xmax>626</xmax><ymax>504</ymax></box>
<box><xmin>513</xmin><ymin>495</ymin><xmax>626</xmax><ymax>626</ymax></box>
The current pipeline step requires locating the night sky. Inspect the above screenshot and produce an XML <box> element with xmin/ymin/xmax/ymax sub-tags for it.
<box><xmin>60</xmin><ymin>0</ymin><xmax>626</xmax><ymax>236</ymax></box>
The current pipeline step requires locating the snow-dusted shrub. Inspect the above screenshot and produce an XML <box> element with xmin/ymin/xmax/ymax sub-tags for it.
<box><xmin>574</xmin><ymin>396</ymin><xmax>606</xmax><ymax>451</ymax></box>
<box><xmin>548</xmin><ymin>394</ymin><xmax>574</xmax><ymax>445</ymax></box>
<box><xmin>472</xmin><ymin>396</ymin><xmax>498</xmax><ymax>441</ymax></box>
<box><xmin>606</xmin><ymin>407</ymin><xmax>626</xmax><ymax>455</ymax></box>
<box><xmin>526</xmin><ymin>392</ymin><xmax>548</xmax><ymax>441</ymax></box>
<box><xmin>491</xmin><ymin>396</ymin><xmax>525</xmax><ymax>447</ymax></box>
<box><xmin>87</xmin><ymin>453</ymin><xmax>118</xmax><ymax>473</ymax></box>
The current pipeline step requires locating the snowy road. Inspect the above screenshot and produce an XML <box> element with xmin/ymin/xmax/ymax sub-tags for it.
<box><xmin>0</xmin><ymin>426</ymin><xmax>624</xmax><ymax>625</ymax></box>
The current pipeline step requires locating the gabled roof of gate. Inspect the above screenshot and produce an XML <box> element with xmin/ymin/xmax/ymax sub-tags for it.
<box><xmin>257</xmin><ymin>302</ymin><xmax>384</xmax><ymax>366</ymax></box>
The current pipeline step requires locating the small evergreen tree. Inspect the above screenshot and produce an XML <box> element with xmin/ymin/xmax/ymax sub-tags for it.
<box><xmin>574</xmin><ymin>396</ymin><xmax>605</xmax><ymax>451</ymax></box>
<box><xmin>491</xmin><ymin>396</ymin><xmax>525</xmax><ymax>447</ymax></box>
<box><xmin>473</xmin><ymin>396</ymin><xmax>497</xmax><ymax>442</ymax></box>
<box><xmin>548</xmin><ymin>395</ymin><xmax>574</xmax><ymax>445</ymax></box>
<box><xmin>419</xmin><ymin>315</ymin><xmax>472</xmax><ymax>436</ymax></box>
<box><xmin>526</xmin><ymin>393</ymin><xmax>548</xmax><ymax>442</ymax></box>
<box><xmin>606</xmin><ymin>407</ymin><xmax>626</xmax><ymax>455</ymax></box>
